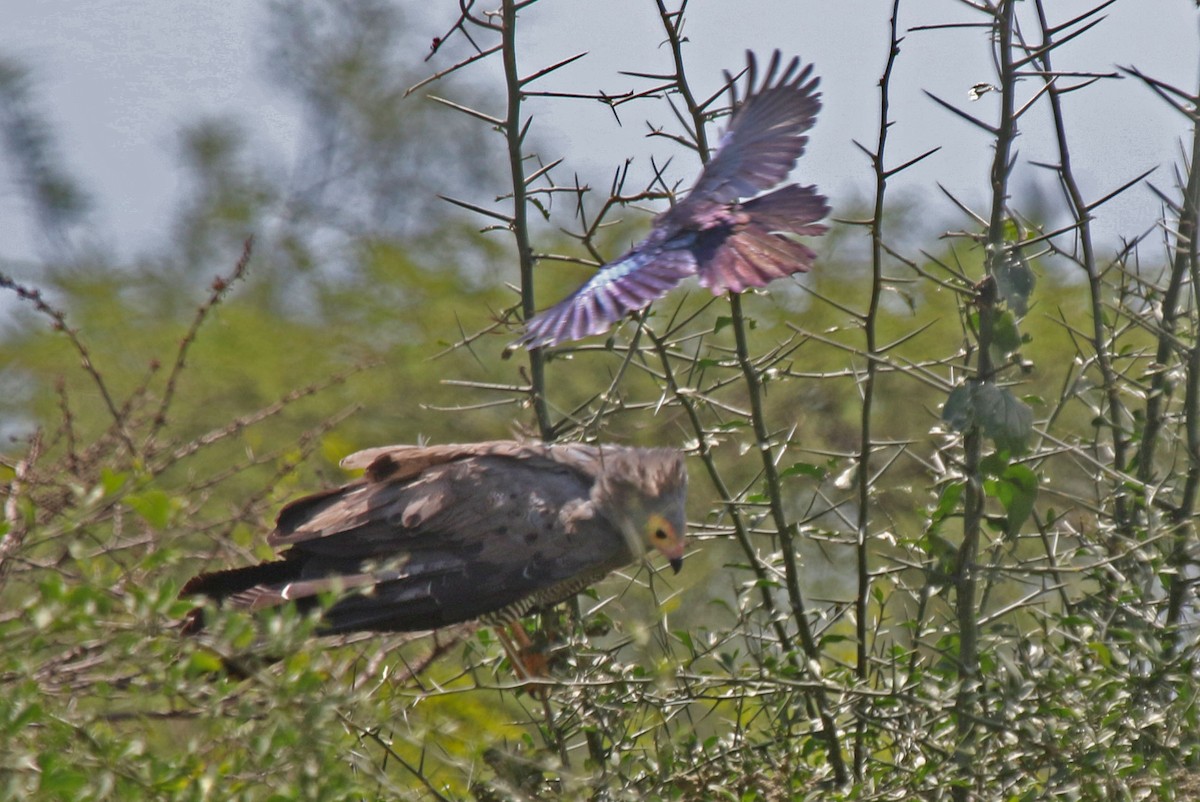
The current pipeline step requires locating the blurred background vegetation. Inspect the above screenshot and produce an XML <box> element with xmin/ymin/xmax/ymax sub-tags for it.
<box><xmin>3</xmin><ymin>0</ymin><xmax>1200</xmax><ymax>799</ymax></box>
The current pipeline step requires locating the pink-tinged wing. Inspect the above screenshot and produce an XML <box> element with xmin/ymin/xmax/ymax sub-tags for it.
<box><xmin>696</xmin><ymin>184</ymin><xmax>829</xmax><ymax>293</ymax></box>
<box><xmin>679</xmin><ymin>51</ymin><xmax>821</xmax><ymax>214</ymax></box>
<box><xmin>518</xmin><ymin>247</ymin><xmax>697</xmax><ymax>349</ymax></box>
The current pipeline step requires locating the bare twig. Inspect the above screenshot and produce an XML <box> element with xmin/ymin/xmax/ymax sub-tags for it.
<box><xmin>145</xmin><ymin>236</ymin><xmax>254</xmax><ymax>454</ymax></box>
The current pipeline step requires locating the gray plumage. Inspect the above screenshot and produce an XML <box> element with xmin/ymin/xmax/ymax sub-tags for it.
<box><xmin>182</xmin><ymin>441</ymin><xmax>688</xmax><ymax>634</ymax></box>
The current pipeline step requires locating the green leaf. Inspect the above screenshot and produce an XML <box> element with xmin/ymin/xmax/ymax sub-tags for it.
<box><xmin>100</xmin><ymin>467</ymin><xmax>129</xmax><ymax>495</ymax></box>
<box><xmin>984</xmin><ymin>465</ymin><xmax>1038</xmax><ymax>536</ymax></box>
<box><xmin>998</xmin><ymin>463</ymin><xmax>1038</xmax><ymax>535</ymax></box>
<box><xmin>187</xmin><ymin>650</ymin><xmax>226</xmax><ymax>675</ymax></box>
<box><xmin>979</xmin><ymin>451</ymin><xmax>1010</xmax><ymax>478</ymax></box>
<box><xmin>1000</xmin><ymin>217</ymin><xmax>1020</xmax><ymax>243</ymax></box>
<box><xmin>124</xmin><ymin>488</ymin><xmax>175</xmax><ymax>529</ymax></box>
<box><xmin>929</xmin><ymin>482</ymin><xmax>964</xmax><ymax>530</ymax></box>
<box><xmin>9</xmin><ymin>701</ymin><xmax>42</xmax><ymax>732</ymax></box>
<box><xmin>991</xmin><ymin>247</ymin><xmax>1035</xmax><ymax>316</ymax></box>
<box><xmin>779</xmin><ymin>461</ymin><xmax>827</xmax><ymax>480</ymax></box>
<box><xmin>1087</xmin><ymin>640</ymin><xmax>1113</xmax><ymax>667</ymax></box>
<box><xmin>942</xmin><ymin>385</ymin><xmax>974</xmax><ymax>431</ymax></box>
<box><xmin>975</xmin><ymin>383</ymin><xmax>1034</xmax><ymax>453</ymax></box>
<box><xmin>991</xmin><ymin>309</ymin><xmax>1022</xmax><ymax>355</ymax></box>
<box><xmin>943</xmin><ymin>382</ymin><xmax>1034</xmax><ymax>453</ymax></box>
<box><xmin>38</xmin><ymin>752</ymin><xmax>90</xmax><ymax>797</ymax></box>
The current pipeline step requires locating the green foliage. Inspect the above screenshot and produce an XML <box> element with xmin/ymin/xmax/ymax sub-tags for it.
<box><xmin>943</xmin><ymin>381</ymin><xmax>1034</xmax><ymax>454</ymax></box>
<box><xmin>991</xmin><ymin>247</ymin><xmax>1036</xmax><ymax>317</ymax></box>
<box><xmin>980</xmin><ymin>454</ymin><xmax>1038</xmax><ymax>536</ymax></box>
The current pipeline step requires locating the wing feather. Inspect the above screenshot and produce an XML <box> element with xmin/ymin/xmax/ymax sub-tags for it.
<box><xmin>678</xmin><ymin>51</ymin><xmax>821</xmax><ymax>214</ymax></box>
<box><xmin>517</xmin><ymin>249</ymin><xmax>696</xmax><ymax>349</ymax></box>
<box><xmin>694</xmin><ymin>184</ymin><xmax>828</xmax><ymax>293</ymax></box>
<box><xmin>738</xmin><ymin>183</ymin><xmax>829</xmax><ymax>236</ymax></box>
<box><xmin>340</xmin><ymin>440</ymin><xmax>542</xmax><ymax>479</ymax></box>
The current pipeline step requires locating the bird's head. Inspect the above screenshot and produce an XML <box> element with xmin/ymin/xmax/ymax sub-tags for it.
<box><xmin>644</xmin><ymin>507</ymin><xmax>687</xmax><ymax>574</ymax></box>
<box><xmin>596</xmin><ymin>448</ymin><xmax>688</xmax><ymax>573</ymax></box>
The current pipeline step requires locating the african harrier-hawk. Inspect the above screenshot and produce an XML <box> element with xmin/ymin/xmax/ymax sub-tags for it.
<box><xmin>517</xmin><ymin>50</ymin><xmax>828</xmax><ymax>349</ymax></box>
<box><xmin>182</xmin><ymin>441</ymin><xmax>687</xmax><ymax>638</ymax></box>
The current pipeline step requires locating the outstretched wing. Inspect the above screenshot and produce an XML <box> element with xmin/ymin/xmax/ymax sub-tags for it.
<box><xmin>517</xmin><ymin>247</ymin><xmax>697</xmax><ymax>350</ymax></box>
<box><xmin>676</xmin><ymin>51</ymin><xmax>821</xmax><ymax>218</ymax></box>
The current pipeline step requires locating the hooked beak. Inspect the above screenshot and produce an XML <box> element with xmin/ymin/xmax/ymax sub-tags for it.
<box><xmin>669</xmin><ymin>556</ymin><xmax>683</xmax><ymax>574</ymax></box>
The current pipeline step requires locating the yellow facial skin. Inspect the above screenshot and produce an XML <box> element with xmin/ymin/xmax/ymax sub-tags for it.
<box><xmin>646</xmin><ymin>512</ymin><xmax>686</xmax><ymax>573</ymax></box>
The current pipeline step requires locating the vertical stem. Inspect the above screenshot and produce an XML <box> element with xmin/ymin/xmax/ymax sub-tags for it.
<box><xmin>730</xmin><ymin>296</ymin><xmax>847</xmax><ymax>788</ymax></box>
<box><xmin>954</xmin><ymin>2</ymin><xmax>1016</xmax><ymax>798</ymax></box>
<box><xmin>501</xmin><ymin>0</ymin><xmax>554</xmax><ymax>441</ymax></box>
<box><xmin>853</xmin><ymin>0</ymin><xmax>902</xmax><ymax>778</ymax></box>
<box><xmin>648</xmin><ymin>333</ymin><xmax>801</xmax><ymax>663</ymax></box>
<box><xmin>651</xmin><ymin>0</ymin><xmax>847</xmax><ymax>783</ymax></box>
<box><xmin>1136</xmin><ymin>111</ymin><xmax>1200</xmax><ymax>487</ymax></box>
<box><xmin>1033</xmin><ymin>0</ymin><xmax>1133</xmax><ymax>528</ymax></box>
<box><xmin>1165</xmin><ymin>97</ymin><xmax>1200</xmax><ymax>649</ymax></box>
<box><xmin>1031</xmin><ymin>0</ymin><xmax>1133</xmax><ymax>624</ymax></box>
<box><xmin>499</xmin><ymin>0</ymin><xmax>567</xmax><ymax>771</ymax></box>
<box><xmin>728</xmin><ymin>297</ymin><xmax>825</xmax><ymax>658</ymax></box>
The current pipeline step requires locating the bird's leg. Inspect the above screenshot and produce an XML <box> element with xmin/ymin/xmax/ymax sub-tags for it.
<box><xmin>493</xmin><ymin>622</ymin><xmax>551</xmax><ymax>690</ymax></box>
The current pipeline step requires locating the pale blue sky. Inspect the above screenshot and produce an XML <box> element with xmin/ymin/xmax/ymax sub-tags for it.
<box><xmin>2</xmin><ymin>1</ymin><xmax>1198</xmax><ymax>270</ymax></box>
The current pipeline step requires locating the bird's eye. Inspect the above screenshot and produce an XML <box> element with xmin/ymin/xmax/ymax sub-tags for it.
<box><xmin>654</xmin><ymin>529</ymin><xmax>669</xmax><ymax>540</ymax></box>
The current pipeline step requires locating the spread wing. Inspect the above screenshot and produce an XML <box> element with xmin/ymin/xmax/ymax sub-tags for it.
<box><xmin>184</xmin><ymin>448</ymin><xmax>634</xmax><ymax>633</ymax></box>
<box><xmin>516</xmin><ymin>247</ymin><xmax>697</xmax><ymax>350</ymax></box>
<box><xmin>678</xmin><ymin>50</ymin><xmax>821</xmax><ymax>215</ymax></box>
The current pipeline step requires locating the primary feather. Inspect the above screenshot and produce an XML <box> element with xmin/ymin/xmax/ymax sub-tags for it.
<box><xmin>518</xmin><ymin>50</ymin><xmax>829</xmax><ymax>350</ymax></box>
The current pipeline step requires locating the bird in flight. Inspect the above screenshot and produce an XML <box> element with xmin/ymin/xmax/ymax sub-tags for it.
<box><xmin>181</xmin><ymin>441</ymin><xmax>687</xmax><ymax>659</ymax></box>
<box><xmin>517</xmin><ymin>50</ymin><xmax>828</xmax><ymax>349</ymax></box>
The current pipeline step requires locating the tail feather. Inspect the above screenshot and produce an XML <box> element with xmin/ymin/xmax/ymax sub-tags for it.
<box><xmin>181</xmin><ymin>559</ymin><xmax>302</xmax><ymax>601</ymax></box>
<box><xmin>697</xmin><ymin>223</ymin><xmax>818</xmax><ymax>294</ymax></box>
<box><xmin>179</xmin><ymin>559</ymin><xmax>303</xmax><ymax>634</ymax></box>
<box><xmin>739</xmin><ymin>184</ymin><xmax>829</xmax><ymax>236</ymax></box>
